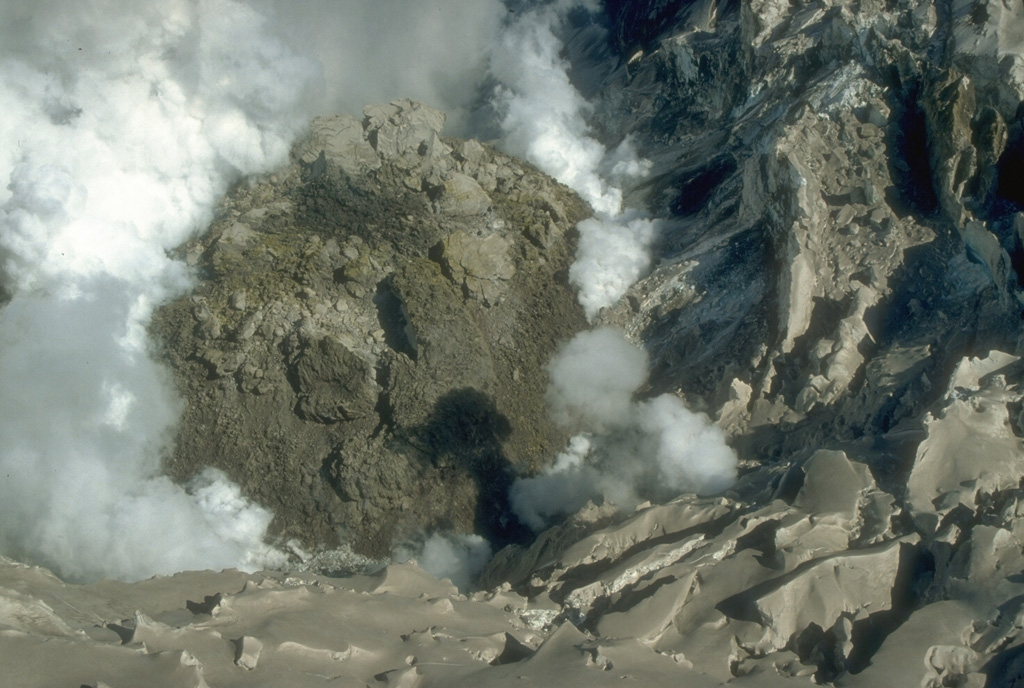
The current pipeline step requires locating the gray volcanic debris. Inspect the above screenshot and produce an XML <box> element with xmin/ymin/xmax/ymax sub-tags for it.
<box><xmin>151</xmin><ymin>99</ymin><xmax>590</xmax><ymax>556</ymax></box>
<box><xmin>6</xmin><ymin>0</ymin><xmax>1024</xmax><ymax>687</ymax></box>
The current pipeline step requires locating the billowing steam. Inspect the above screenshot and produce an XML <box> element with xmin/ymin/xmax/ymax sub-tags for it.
<box><xmin>511</xmin><ymin>328</ymin><xmax>738</xmax><ymax>531</ymax></box>
<box><xmin>489</xmin><ymin>3</ymin><xmax>659</xmax><ymax>319</ymax></box>
<box><xmin>266</xmin><ymin>0</ymin><xmax>505</xmax><ymax>135</ymax></box>
<box><xmin>395</xmin><ymin>533</ymin><xmax>493</xmax><ymax>593</ymax></box>
<box><xmin>545</xmin><ymin>326</ymin><xmax>649</xmax><ymax>430</ymax></box>
<box><xmin>0</xmin><ymin>0</ymin><xmax>317</xmax><ymax>581</ymax></box>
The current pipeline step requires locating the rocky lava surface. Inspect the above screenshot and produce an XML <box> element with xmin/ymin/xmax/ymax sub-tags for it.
<box><xmin>151</xmin><ymin>99</ymin><xmax>589</xmax><ymax>557</ymax></box>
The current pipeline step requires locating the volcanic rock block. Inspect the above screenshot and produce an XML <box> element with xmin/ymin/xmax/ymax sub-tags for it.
<box><xmin>364</xmin><ymin>99</ymin><xmax>449</xmax><ymax>174</ymax></box>
<box><xmin>293</xmin><ymin>336</ymin><xmax>377</xmax><ymax>423</ymax></box>
<box><xmin>432</xmin><ymin>173</ymin><xmax>492</xmax><ymax>217</ymax></box>
<box><xmin>921</xmin><ymin>67</ymin><xmax>978</xmax><ymax>226</ymax></box>
<box><xmin>791</xmin><ymin>450</ymin><xmax>896</xmax><ymax>549</ymax></box>
<box><xmin>438</xmin><ymin>230</ymin><xmax>515</xmax><ymax>306</ymax></box>
<box><xmin>299</xmin><ymin>113</ymin><xmax>381</xmax><ymax>177</ymax></box>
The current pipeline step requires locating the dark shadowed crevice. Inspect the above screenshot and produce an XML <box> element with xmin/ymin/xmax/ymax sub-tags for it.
<box><xmin>792</xmin><ymin>622</ymin><xmax>845</xmax><ymax>683</ymax></box>
<box><xmin>885</xmin><ymin>82</ymin><xmax>940</xmax><ymax>218</ymax></box>
<box><xmin>984</xmin><ymin>642</ymin><xmax>1024</xmax><ymax>687</ymax></box>
<box><xmin>734</xmin><ymin>518</ymin><xmax>783</xmax><ymax>569</ymax></box>
<box><xmin>643</xmin><ymin>225</ymin><xmax>773</xmax><ymax>413</ymax></box>
<box><xmin>773</xmin><ymin>462</ymin><xmax>807</xmax><ymax>504</ymax></box>
<box><xmin>603</xmin><ymin>0</ymin><xmax>742</xmax><ymax>54</ymax></box>
<box><xmin>369</xmin><ymin>360</ymin><xmax>394</xmax><ymax>439</ymax></box>
<box><xmin>1007</xmin><ymin>219</ymin><xmax>1024</xmax><ymax>290</ymax></box>
<box><xmin>373</xmin><ymin>278</ymin><xmax>417</xmax><ymax>360</ymax></box>
<box><xmin>670</xmin><ymin>155</ymin><xmax>738</xmax><ymax>216</ymax></box>
<box><xmin>996</xmin><ymin>124</ymin><xmax>1024</xmax><ymax>209</ymax></box>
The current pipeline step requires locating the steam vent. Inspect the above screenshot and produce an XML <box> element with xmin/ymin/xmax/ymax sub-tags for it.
<box><xmin>4</xmin><ymin>1</ymin><xmax>1024</xmax><ymax>685</ymax></box>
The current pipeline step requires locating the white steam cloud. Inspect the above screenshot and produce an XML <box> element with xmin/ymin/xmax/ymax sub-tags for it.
<box><xmin>509</xmin><ymin>435</ymin><xmax>597</xmax><ymax>531</ymax></box>
<box><xmin>545</xmin><ymin>326</ymin><xmax>649</xmax><ymax>431</ymax></box>
<box><xmin>489</xmin><ymin>3</ymin><xmax>660</xmax><ymax>319</ymax></box>
<box><xmin>395</xmin><ymin>533</ymin><xmax>493</xmax><ymax>593</ymax></box>
<box><xmin>512</xmin><ymin>328</ymin><xmax>738</xmax><ymax>531</ymax></box>
<box><xmin>264</xmin><ymin>0</ymin><xmax>505</xmax><ymax>135</ymax></box>
<box><xmin>0</xmin><ymin>0</ymin><xmax>316</xmax><ymax>581</ymax></box>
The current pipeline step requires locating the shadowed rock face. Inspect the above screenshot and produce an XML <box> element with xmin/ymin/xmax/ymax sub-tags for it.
<box><xmin>592</xmin><ymin>0</ymin><xmax>1024</xmax><ymax>448</ymax></box>
<box><xmin>151</xmin><ymin>100</ymin><xmax>589</xmax><ymax>556</ymax></box>
<box><xmin>11</xmin><ymin>1</ymin><xmax>1024</xmax><ymax>687</ymax></box>
<box><xmin>479</xmin><ymin>0</ymin><xmax>1024</xmax><ymax>683</ymax></box>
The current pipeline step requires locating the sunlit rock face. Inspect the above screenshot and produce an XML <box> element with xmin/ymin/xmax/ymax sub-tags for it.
<box><xmin>7</xmin><ymin>0</ymin><xmax>1024</xmax><ymax>686</ymax></box>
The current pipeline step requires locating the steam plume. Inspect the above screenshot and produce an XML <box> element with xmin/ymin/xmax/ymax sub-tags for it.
<box><xmin>512</xmin><ymin>328</ymin><xmax>738</xmax><ymax>530</ymax></box>
<box><xmin>0</xmin><ymin>0</ymin><xmax>317</xmax><ymax>581</ymax></box>
<box><xmin>394</xmin><ymin>533</ymin><xmax>492</xmax><ymax>593</ymax></box>
<box><xmin>545</xmin><ymin>326</ymin><xmax>649</xmax><ymax>431</ymax></box>
<box><xmin>265</xmin><ymin>0</ymin><xmax>505</xmax><ymax>135</ymax></box>
<box><xmin>489</xmin><ymin>3</ymin><xmax>659</xmax><ymax>319</ymax></box>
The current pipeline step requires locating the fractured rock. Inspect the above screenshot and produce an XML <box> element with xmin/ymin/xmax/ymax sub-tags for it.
<box><xmin>364</xmin><ymin>99</ymin><xmax>449</xmax><ymax>174</ymax></box>
<box><xmin>293</xmin><ymin>336</ymin><xmax>377</xmax><ymax>423</ymax></box>
<box><xmin>438</xmin><ymin>230</ymin><xmax>515</xmax><ymax>306</ymax></box>
<box><xmin>432</xmin><ymin>173</ymin><xmax>492</xmax><ymax>217</ymax></box>
<box><xmin>299</xmin><ymin>113</ymin><xmax>381</xmax><ymax>177</ymax></box>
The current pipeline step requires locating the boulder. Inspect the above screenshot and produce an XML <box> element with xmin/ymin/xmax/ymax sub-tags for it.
<box><xmin>438</xmin><ymin>230</ymin><xmax>514</xmax><ymax>306</ymax></box>
<box><xmin>293</xmin><ymin>337</ymin><xmax>377</xmax><ymax>423</ymax></box>
<box><xmin>433</xmin><ymin>173</ymin><xmax>492</xmax><ymax>217</ymax></box>
<box><xmin>364</xmin><ymin>99</ymin><xmax>449</xmax><ymax>174</ymax></box>
<box><xmin>299</xmin><ymin>113</ymin><xmax>380</xmax><ymax>177</ymax></box>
